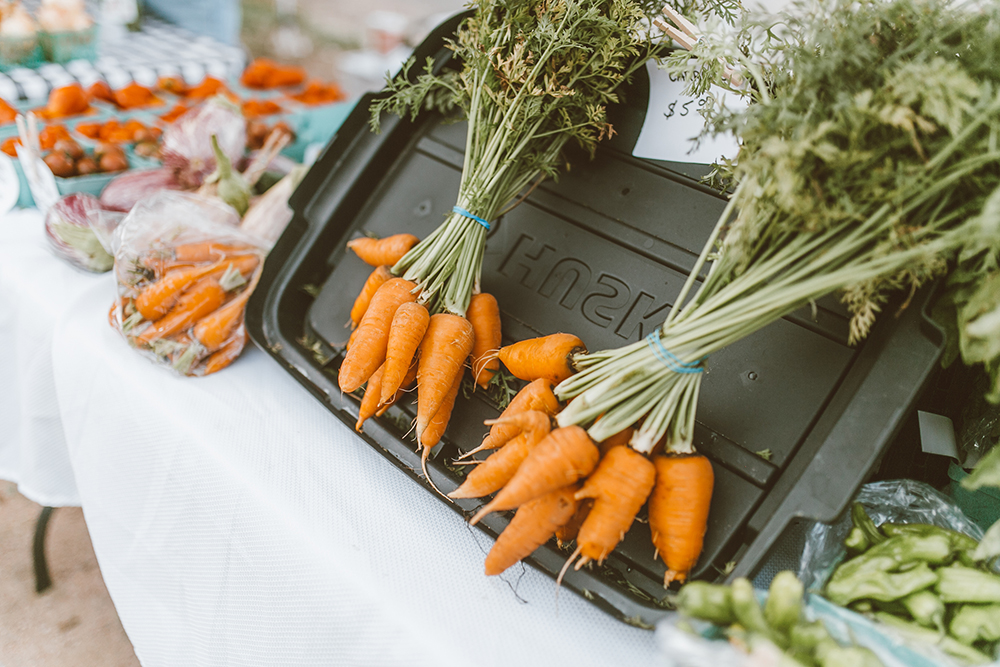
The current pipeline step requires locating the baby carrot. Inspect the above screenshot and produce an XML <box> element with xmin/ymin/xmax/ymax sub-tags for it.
<box><xmin>201</xmin><ymin>331</ymin><xmax>249</xmax><ymax>375</ymax></box>
<box><xmin>135</xmin><ymin>277</ymin><xmax>227</xmax><ymax>345</ymax></box>
<box><xmin>470</xmin><ymin>425</ymin><xmax>598</xmax><ymax>526</ymax></box>
<box><xmin>573</xmin><ymin>446</ymin><xmax>656</xmax><ymax>567</ymax></box>
<box><xmin>379</xmin><ymin>301</ymin><xmax>430</xmax><ymax>406</ymax></box>
<box><xmin>338</xmin><ymin>278</ymin><xmax>418</xmax><ymax>393</ymax></box>
<box><xmin>497</xmin><ymin>333</ymin><xmax>586</xmax><ymax>384</ymax></box>
<box><xmin>134</xmin><ymin>262</ymin><xmax>221</xmax><ymax>320</ymax></box>
<box><xmin>376</xmin><ymin>358</ymin><xmax>417</xmax><ymax>417</ymax></box>
<box><xmin>356</xmin><ymin>364</ymin><xmax>386</xmax><ymax>432</ymax></box>
<box><xmin>173</xmin><ymin>241</ymin><xmax>256</xmax><ymax>263</ymax></box>
<box><xmin>448</xmin><ymin>410</ymin><xmax>552</xmax><ymax>499</ymax></box>
<box><xmin>459</xmin><ymin>378</ymin><xmax>560</xmax><ymax>459</ymax></box>
<box><xmin>648</xmin><ymin>454</ymin><xmax>715</xmax><ymax>586</ymax></box>
<box><xmin>420</xmin><ymin>369</ymin><xmax>463</xmax><ymax>450</ymax></box>
<box><xmin>485</xmin><ymin>485</ymin><xmax>579</xmax><ymax>576</ymax></box>
<box><xmin>599</xmin><ymin>426</ymin><xmax>635</xmax><ymax>457</ymax></box>
<box><xmin>467</xmin><ymin>293</ymin><xmax>502</xmax><ymax>389</ymax></box>
<box><xmin>347</xmin><ymin>233</ymin><xmax>419</xmax><ymax>267</ymax></box>
<box><xmin>350</xmin><ymin>265</ymin><xmax>393</xmax><ymax>329</ymax></box>
<box><xmin>415</xmin><ymin>314</ymin><xmax>475</xmax><ymax>439</ymax></box>
<box><xmin>555</xmin><ymin>498</ymin><xmax>593</xmax><ymax>547</ymax></box>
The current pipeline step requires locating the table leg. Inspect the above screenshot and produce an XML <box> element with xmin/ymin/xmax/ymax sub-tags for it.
<box><xmin>33</xmin><ymin>506</ymin><xmax>55</xmax><ymax>593</ymax></box>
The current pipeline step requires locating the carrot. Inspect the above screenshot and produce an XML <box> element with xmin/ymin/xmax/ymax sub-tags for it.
<box><xmin>338</xmin><ymin>278</ymin><xmax>418</xmax><ymax>392</ymax></box>
<box><xmin>448</xmin><ymin>410</ymin><xmax>552</xmax><ymax>499</ymax></box>
<box><xmin>191</xmin><ymin>263</ymin><xmax>263</xmax><ymax>353</ymax></box>
<box><xmin>555</xmin><ymin>498</ymin><xmax>593</xmax><ymax>547</ymax></box>
<box><xmin>201</xmin><ymin>331</ymin><xmax>248</xmax><ymax>375</ymax></box>
<box><xmin>458</xmin><ymin>378</ymin><xmax>560</xmax><ymax>459</ymax></box>
<box><xmin>356</xmin><ymin>364</ymin><xmax>386</xmax><ymax>432</ymax></box>
<box><xmin>415</xmin><ymin>314</ymin><xmax>475</xmax><ymax>439</ymax></box>
<box><xmin>347</xmin><ymin>233</ymin><xmax>419</xmax><ymax>267</ymax></box>
<box><xmin>572</xmin><ymin>446</ymin><xmax>656</xmax><ymax>567</ymax></box>
<box><xmin>376</xmin><ymin>358</ymin><xmax>417</xmax><ymax>417</ymax></box>
<box><xmin>599</xmin><ymin>426</ymin><xmax>634</xmax><ymax>457</ymax></box>
<box><xmin>470</xmin><ymin>426</ymin><xmax>598</xmax><ymax>526</ymax></box>
<box><xmin>485</xmin><ymin>485</ymin><xmax>579</xmax><ymax>576</ymax></box>
<box><xmin>172</xmin><ymin>242</ymin><xmax>256</xmax><ymax>263</ymax></box>
<box><xmin>648</xmin><ymin>454</ymin><xmax>715</xmax><ymax>586</ymax></box>
<box><xmin>496</xmin><ymin>333</ymin><xmax>586</xmax><ymax>384</ymax></box>
<box><xmin>350</xmin><ymin>265</ymin><xmax>393</xmax><ymax>328</ymax></box>
<box><xmin>467</xmin><ymin>293</ymin><xmax>502</xmax><ymax>389</ymax></box>
<box><xmin>135</xmin><ymin>277</ymin><xmax>228</xmax><ymax>345</ymax></box>
<box><xmin>134</xmin><ymin>262</ymin><xmax>221</xmax><ymax>320</ymax></box>
<box><xmin>421</xmin><ymin>369</ymin><xmax>463</xmax><ymax>450</ymax></box>
<box><xmin>346</xmin><ymin>327</ymin><xmax>360</xmax><ymax>353</ymax></box>
<box><xmin>379</xmin><ymin>301</ymin><xmax>430</xmax><ymax>406</ymax></box>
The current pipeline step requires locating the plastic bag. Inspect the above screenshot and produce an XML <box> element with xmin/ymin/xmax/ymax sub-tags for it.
<box><xmin>799</xmin><ymin>479</ymin><xmax>984</xmax><ymax>593</ymax></box>
<box><xmin>160</xmin><ymin>97</ymin><xmax>246</xmax><ymax>189</ymax></box>
<box><xmin>110</xmin><ymin>191</ymin><xmax>266</xmax><ymax>377</ymax></box>
<box><xmin>43</xmin><ymin>192</ymin><xmax>124</xmax><ymax>272</ymax></box>
<box><xmin>99</xmin><ymin>167</ymin><xmax>188</xmax><ymax>213</ymax></box>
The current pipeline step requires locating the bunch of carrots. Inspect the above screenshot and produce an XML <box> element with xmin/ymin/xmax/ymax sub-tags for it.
<box><xmin>448</xmin><ymin>331</ymin><xmax>714</xmax><ymax>587</ymax></box>
<box><xmin>111</xmin><ymin>239</ymin><xmax>265</xmax><ymax>377</ymax></box>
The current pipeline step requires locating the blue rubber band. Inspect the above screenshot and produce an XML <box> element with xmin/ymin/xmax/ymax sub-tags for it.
<box><xmin>645</xmin><ymin>333</ymin><xmax>705</xmax><ymax>374</ymax></box>
<box><xmin>453</xmin><ymin>206</ymin><xmax>491</xmax><ymax>231</ymax></box>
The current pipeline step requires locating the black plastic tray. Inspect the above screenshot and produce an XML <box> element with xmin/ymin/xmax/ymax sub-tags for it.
<box><xmin>246</xmin><ymin>13</ymin><xmax>945</xmax><ymax>627</ymax></box>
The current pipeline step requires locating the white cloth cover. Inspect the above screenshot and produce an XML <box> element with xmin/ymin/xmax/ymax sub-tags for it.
<box><xmin>0</xmin><ymin>208</ymin><xmax>111</xmax><ymax>506</ymax></box>
<box><xmin>53</xmin><ymin>279</ymin><xmax>661</xmax><ymax>667</ymax></box>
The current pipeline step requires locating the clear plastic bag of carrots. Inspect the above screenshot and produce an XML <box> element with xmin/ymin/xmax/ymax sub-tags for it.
<box><xmin>108</xmin><ymin>191</ymin><xmax>266</xmax><ymax>377</ymax></box>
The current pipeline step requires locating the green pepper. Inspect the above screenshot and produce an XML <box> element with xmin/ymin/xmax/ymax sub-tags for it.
<box><xmin>789</xmin><ymin>620</ymin><xmax>832</xmax><ymax>652</ymax></box>
<box><xmin>949</xmin><ymin>604</ymin><xmax>1000</xmax><ymax>645</ymax></box>
<box><xmin>845</xmin><ymin>527</ymin><xmax>871</xmax><ymax>554</ymax></box>
<box><xmin>731</xmin><ymin>577</ymin><xmax>776</xmax><ymax>642</ymax></box>
<box><xmin>899</xmin><ymin>589</ymin><xmax>945</xmax><ymax>631</ymax></box>
<box><xmin>828</xmin><ymin>534</ymin><xmax>953</xmax><ymax>585</ymax></box>
<box><xmin>935</xmin><ymin>564</ymin><xmax>1000</xmax><ymax>604</ymax></box>
<box><xmin>851</xmin><ymin>503</ymin><xmax>886</xmax><ymax>548</ymax></box>
<box><xmin>765</xmin><ymin>571</ymin><xmax>804</xmax><ymax>634</ymax></box>
<box><xmin>676</xmin><ymin>581</ymin><xmax>736</xmax><ymax>625</ymax></box>
<box><xmin>873</xmin><ymin>612</ymin><xmax>994</xmax><ymax>664</ymax></box>
<box><xmin>814</xmin><ymin>639</ymin><xmax>883</xmax><ymax>667</ymax></box>
<box><xmin>880</xmin><ymin>523</ymin><xmax>980</xmax><ymax>552</ymax></box>
<box><xmin>826</xmin><ymin>562</ymin><xmax>938</xmax><ymax>606</ymax></box>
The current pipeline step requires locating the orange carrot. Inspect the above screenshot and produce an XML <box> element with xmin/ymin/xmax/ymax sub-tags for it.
<box><xmin>572</xmin><ymin>446</ymin><xmax>656</xmax><ymax>567</ymax></box>
<box><xmin>555</xmin><ymin>498</ymin><xmax>593</xmax><ymax>547</ymax></box>
<box><xmin>467</xmin><ymin>293</ymin><xmax>502</xmax><ymax>389</ymax></box>
<box><xmin>497</xmin><ymin>333</ymin><xmax>586</xmax><ymax>384</ymax></box>
<box><xmin>420</xmin><ymin>369</ymin><xmax>463</xmax><ymax>450</ymax></box>
<box><xmin>485</xmin><ymin>485</ymin><xmax>579</xmax><ymax>576</ymax></box>
<box><xmin>448</xmin><ymin>410</ymin><xmax>551</xmax><ymax>499</ymax></box>
<box><xmin>470</xmin><ymin>426</ymin><xmax>598</xmax><ymax>525</ymax></box>
<box><xmin>415</xmin><ymin>314</ymin><xmax>475</xmax><ymax>439</ymax></box>
<box><xmin>201</xmin><ymin>331</ymin><xmax>248</xmax><ymax>375</ymax></box>
<box><xmin>379</xmin><ymin>301</ymin><xmax>430</xmax><ymax>405</ymax></box>
<box><xmin>134</xmin><ymin>262</ymin><xmax>221</xmax><ymax>320</ymax></box>
<box><xmin>648</xmin><ymin>454</ymin><xmax>715</xmax><ymax>586</ymax></box>
<box><xmin>350</xmin><ymin>265</ymin><xmax>393</xmax><ymax>328</ymax></box>
<box><xmin>376</xmin><ymin>358</ymin><xmax>417</xmax><ymax>417</ymax></box>
<box><xmin>192</xmin><ymin>263</ymin><xmax>263</xmax><ymax>353</ymax></box>
<box><xmin>347</xmin><ymin>233</ymin><xmax>419</xmax><ymax>267</ymax></box>
<box><xmin>356</xmin><ymin>364</ymin><xmax>386</xmax><ymax>432</ymax></box>
<box><xmin>599</xmin><ymin>426</ymin><xmax>634</xmax><ymax>457</ymax></box>
<box><xmin>459</xmin><ymin>378</ymin><xmax>560</xmax><ymax>459</ymax></box>
<box><xmin>136</xmin><ymin>277</ymin><xmax>227</xmax><ymax>345</ymax></box>
<box><xmin>172</xmin><ymin>242</ymin><xmax>256</xmax><ymax>263</ymax></box>
<box><xmin>338</xmin><ymin>278</ymin><xmax>418</xmax><ymax>393</ymax></box>
<box><xmin>346</xmin><ymin>327</ymin><xmax>360</xmax><ymax>353</ymax></box>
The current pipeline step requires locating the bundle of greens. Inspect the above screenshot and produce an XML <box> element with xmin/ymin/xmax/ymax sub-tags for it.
<box><xmin>557</xmin><ymin>0</ymin><xmax>1000</xmax><ymax>456</ymax></box>
<box><xmin>370</xmin><ymin>0</ymin><xmax>657</xmax><ymax>317</ymax></box>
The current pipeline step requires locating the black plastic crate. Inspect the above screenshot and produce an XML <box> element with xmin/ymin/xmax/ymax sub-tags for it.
<box><xmin>246</xmin><ymin>13</ymin><xmax>944</xmax><ymax>627</ymax></box>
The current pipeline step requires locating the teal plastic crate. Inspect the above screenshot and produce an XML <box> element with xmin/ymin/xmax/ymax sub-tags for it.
<box><xmin>0</xmin><ymin>34</ymin><xmax>43</xmax><ymax>71</ymax></box>
<box><xmin>38</xmin><ymin>25</ymin><xmax>97</xmax><ymax>64</ymax></box>
<box><xmin>946</xmin><ymin>461</ymin><xmax>1000</xmax><ymax>532</ymax></box>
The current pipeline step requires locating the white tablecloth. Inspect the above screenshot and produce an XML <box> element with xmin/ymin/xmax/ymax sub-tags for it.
<box><xmin>52</xmin><ymin>278</ymin><xmax>662</xmax><ymax>667</ymax></box>
<box><xmin>0</xmin><ymin>208</ymin><xmax>112</xmax><ymax>506</ymax></box>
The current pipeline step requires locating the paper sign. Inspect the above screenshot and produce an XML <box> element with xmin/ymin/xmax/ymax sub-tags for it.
<box><xmin>0</xmin><ymin>153</ymin><xmax>19</xmax><ymax>215</ymax></box>
<box><xmin>632</xmin><ymin>60</ymin><xmax>742</xmax><ymax>165</ymax></box>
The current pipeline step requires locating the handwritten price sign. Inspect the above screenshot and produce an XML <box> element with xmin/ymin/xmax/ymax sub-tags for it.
<box><xmin>632</xmin><ymin>61</ymin><xmax>742</xmax><ymax>165</ymax></box>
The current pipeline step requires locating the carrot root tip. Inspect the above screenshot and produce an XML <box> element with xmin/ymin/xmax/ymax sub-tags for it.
<box><xmin>469</xmin><ymin>502</ymin><xmax>494</xmax><ymax>527</ymax></box>
<box><xmin>663</xmin><ymin>569</ymin><xmax>686</xmax><ymax>587</ymax></box>
<box><xmin>421</xmin><ymin>446</ymin><xmax>448</xmax><ymax>500</ymax></box>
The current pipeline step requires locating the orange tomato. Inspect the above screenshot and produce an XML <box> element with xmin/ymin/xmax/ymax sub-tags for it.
<box><xmin>0</xmin><ymin>98</ymin><xmax>16</xmax><ymax>125</ymax></box>
<box><xmin>75</xmin><ymin>122</ymin><xmax>102</xmax><ymax>139</ymax></box>
<box><xmin>39</xmin><ymin>125</ymin><xmax>71</xmax><ymax>150</ymax></box>
<box><xmin>287</xmin><ymin>80</ymin><xmax>345</xmax><ymax>105</ymax></box>
<box><xmin>40</xmin><ymin>84</ymin><xmax>91</xmax><ymax>118</ymax></box>
<box><xmin>241</xmin><ymin>58</ymin><xmax>306</xmax><ymax>89</ymax></box>
<box><xmin>157</xmin><ymin>76</ymin><xmax>188</xmax><ymax>95</ymax></box>
<box><xmin>112</xmin><ymin>82</ymin><xmax>160</xmax><ymax>110</ymax></box>
<box><xmin>241</xmin><ymin>99</ymin><xmax>283</xmax><ymax>118</ymax></box>
<box><xmin>184</xmin><ymin>76</ymin><xmax>228</xmax><ymax>99</ymax></box>
<box><xmin>1</xmin><ymin>136</ymin><xmax>20</xmax><ymax>157</ymax></box>
<box><xmin>88</xmin><ymin>81</ymin><xmax>115</xmax><ymax>104</ymax></box>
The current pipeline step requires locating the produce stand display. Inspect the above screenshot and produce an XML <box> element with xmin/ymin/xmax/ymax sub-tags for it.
<box><xmin>245</xmin><ymin>15</ymin><xmax>946</xmax><ymax>626</ymax></box>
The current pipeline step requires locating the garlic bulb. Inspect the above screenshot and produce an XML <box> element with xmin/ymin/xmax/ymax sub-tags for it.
<box><xmin>0</xmin><ymin>3</ymin><xmax>38</xmax><ymax>37</ymax></box>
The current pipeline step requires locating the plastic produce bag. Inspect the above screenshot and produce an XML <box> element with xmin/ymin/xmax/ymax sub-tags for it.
<box><xmin>160</xmin><ymin>97</ymin><xmax>246</xmax><ymax>188</ymax></box>
<box><xmin>99</xmin><ymin>167</ymin><xmax>188</xmax><ymax>213</ymax></box>
<box><xmin>43</xmin><ymin>192</ymin><xmax>124</xmax><ymax>272</ymax></box>
<box><xmin>109</xmin><ymin>191</ymin><xmax>265</xmax><ymax>377</ymax></box>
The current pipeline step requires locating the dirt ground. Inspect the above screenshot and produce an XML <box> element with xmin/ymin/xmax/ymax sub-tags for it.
<box><xmin>0</xmin><ymin>482</ymin><xmax>140</xmax><ymax>666</ymax></box>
